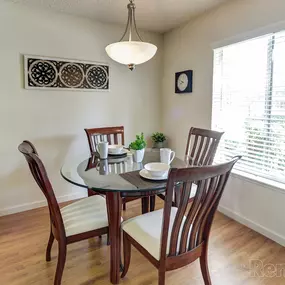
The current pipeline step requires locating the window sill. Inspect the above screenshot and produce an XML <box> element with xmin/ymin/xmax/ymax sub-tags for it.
<box><xmin>230</xmin><ymin>169</ymin><xmax>285</xmax><ymax>194</ymax></box>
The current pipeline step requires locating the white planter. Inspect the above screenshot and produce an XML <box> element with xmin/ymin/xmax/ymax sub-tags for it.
<box><xmin>132</xmin><ymin>148</ymin><xmax>145</xmax><ymax>163</ymax></box>
<box><xmin>153</xmin><ymin>141</ymin><xmax>164</xmax><ymax>149</ymax></box>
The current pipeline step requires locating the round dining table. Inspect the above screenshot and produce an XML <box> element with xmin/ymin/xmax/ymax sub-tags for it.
<box><xmin>60</xmin><ymin>149</ymin><xmax>187</xmax><ymax>284</ymax></box>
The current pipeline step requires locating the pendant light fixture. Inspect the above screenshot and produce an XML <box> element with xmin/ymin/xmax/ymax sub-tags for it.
<box><xmin>105</xmin><ymin>0</ymin><xmax>157</xmax><ymax>71</ymax></box>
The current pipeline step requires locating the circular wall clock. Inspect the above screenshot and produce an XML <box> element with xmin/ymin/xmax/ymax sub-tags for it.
<box><xmin>175</xmin><ymin>70</ymin><xmax>193</xmax><ymax>94</ymax></box>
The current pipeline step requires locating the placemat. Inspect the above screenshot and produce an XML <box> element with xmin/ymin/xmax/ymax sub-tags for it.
<box><xmin>120</xmin><ymin>170</ymin><xmax>167</xmax><ymax>190</ymax></box>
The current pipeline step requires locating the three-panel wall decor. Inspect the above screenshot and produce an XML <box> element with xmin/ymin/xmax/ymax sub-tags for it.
<box><xmin>24</xmin><ymin>55</ymin><xmax>110</xmax><ymax>91</ymax></box>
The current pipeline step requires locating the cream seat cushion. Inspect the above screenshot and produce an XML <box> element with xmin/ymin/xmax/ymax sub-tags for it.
<box><xmin>61</xmin><ymin>195</ymin><xmax>109</xmax><ymax>237</ymax></box>
<box><xmin>122</xmin><ymin>207</ymin><xmax>192</xmax><ymax>260</ymax></box>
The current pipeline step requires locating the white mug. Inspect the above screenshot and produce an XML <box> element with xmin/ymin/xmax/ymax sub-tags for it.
<box><xmin>98</xmin><ymin>159</ymin><xmax>109</xmax><ymax>175</ymax></box>
<box><xmin>96</xmin><ymin>141</ymin><xmax>108</xmax><ymax>159</ymax></box>
<box><xmin>160</xmin><ymin>148</ymin><xmax>175</xmax><ymax>165</ymax></box>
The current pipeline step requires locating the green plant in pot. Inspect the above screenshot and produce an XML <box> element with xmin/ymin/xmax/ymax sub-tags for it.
<box><xmin>129</xmin><ymin>133</ymin><xmax>147</xmax><ymax>163</ymax></box>
<box><xmin>151</xmin><ymin>132</ymin><xmax>166</xmax><ymax>149</ymax></box>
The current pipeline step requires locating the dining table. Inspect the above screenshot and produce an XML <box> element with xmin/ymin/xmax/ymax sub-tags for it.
<box><xmin>60</xmin><ymin>148</ymin><xmax>188</xmax><ymax>284</ymax></box>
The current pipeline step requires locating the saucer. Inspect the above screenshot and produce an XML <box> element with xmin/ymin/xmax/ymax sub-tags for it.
<box><xmin>139</xmin><ymin>169</ymin><xmax>168</xmax><ymax>181</ymax></box>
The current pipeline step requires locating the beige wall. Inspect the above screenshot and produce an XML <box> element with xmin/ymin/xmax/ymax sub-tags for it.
<box><xmin>163</xmin><ymin>0</ymin><xmax>285</xmax><ymax>245</ymax></box>
<box><xmin>0</xmin><ymin>2</ymin><xmax>163</xmax><ymax>215</ymax></box>
<box><xmin>1</xmin><ymin>0</ymin><xmax>285</xmax><ymax>248</ymax></box>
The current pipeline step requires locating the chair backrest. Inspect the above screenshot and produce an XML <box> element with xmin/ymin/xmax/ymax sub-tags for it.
<box><xmin>185</xmin><ymin>127</ymin><xmax>224</xmax><ymax>166</ymax></box>
<box><xmin>84</xmin><ymin>126</ymin><xmax>125</xmax><ymax>154</ymax></box>
<box><xmin>160</xmin><ymin>156</ymin><xmax>241</xmax><ymax>262</ymax></box>
<box><xmin>18</xmin><ymin>141</ymin><xmax>66</xmax><ymax>239</ymax></box>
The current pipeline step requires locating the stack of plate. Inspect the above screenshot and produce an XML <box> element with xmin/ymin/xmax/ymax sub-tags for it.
<box><xmin>108</xmin><ymin>145</ymin><xmax>128</xmax><ymax>157</ymax></box>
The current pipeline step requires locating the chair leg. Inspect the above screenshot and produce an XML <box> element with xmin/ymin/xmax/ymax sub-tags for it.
<box><xmin>200</xmin><ymin>249</ymin><xmax>212</xmax><ymax>285</ymax></box>
<box><xmin>107</xmin><ymin>232</ymin><xmax>110</xmax><ymax>246</ymax></box>
<box><xmin>123</xmin><ymin>203</ymin><xmax>127</xmax><ymax>211</ymax></box>
<box><xmin>54</xmin><ymin>242</ymin><xmax>67</xmax><ymax>285</ymax></box>
<box><xmin>141</xmin><ymin>197</ymin><xmax>149</xmax><ymax>214</ymax></box>
<box><xmin>158</xmin><ymin>270</ymin><xmax>166</xmax><ymax>285</ymax></box>
<box><xmin>150</xmin><ymin>195</ymin><xmax>156</xmax><ymax>212</ymax></box>
<box><xmin>121</xmin><ymin>232</ymin><xmax>131</xmax><ymax>278</ymax></box>
<box><xmin>157</xmin><ymin>194</ymin><xmax>166</xmax><ymax>201</ymax></box>
<box><xmin>46</xmin><ymin>229</ymin><xmax>54</xmax><ymax>262</ymax></box>
<box><xmin>87</xmin><ymin>188</ymin><xmax>95</xmax><ymax>197</ymax></box>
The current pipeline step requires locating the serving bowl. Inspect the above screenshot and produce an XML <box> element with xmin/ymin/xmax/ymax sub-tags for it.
<box><xmin>144</xmin><ymin>162</ymin><xmax>170</xmax><ymax>178</ymax></box>
<box><xmin>108</xmin><ymin>145</ymin><xmax>124</xmax><ymax>154</ymax></box>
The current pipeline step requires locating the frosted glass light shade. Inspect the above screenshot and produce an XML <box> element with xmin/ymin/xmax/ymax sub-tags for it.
<box><xmin>105</xmin><ymin>41</ymin><xmax>157</xmax><ymax>65</ymax></box>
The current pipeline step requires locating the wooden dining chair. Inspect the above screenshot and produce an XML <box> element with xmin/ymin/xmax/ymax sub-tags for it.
<box><xmin>85</xmin><ymin>126</ymin><xmax>125</xmax><ymax>155</ymax></box>
<box><xmin>151</xmin><ymin>127</ymin><xmax>224</xmax><ymax>211</ymax></box>
<box><xmin>185</xmin><ymin>127</ymin><xmax>224</xmax><ymax>166</ymax></box>
<box><xmin>84</xmin><ymin>126</ymin><xmax>146</xmax><ymax>212</ymax></box>
<box><xmin>121</xmin><ymin>156</ymin><xmax>240</xmax><ymax>285</ymax></box>
<box><xmin>85</xmin><ymin>126</ymin><xmax>124</xmax><ymax>197</ymax></box>
<box><xmin>18</xmin><ymin>141</ymin><xmax>109</xmax><ymax>285</ymax></box>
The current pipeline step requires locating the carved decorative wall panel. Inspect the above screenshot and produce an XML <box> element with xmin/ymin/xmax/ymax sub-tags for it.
<box><xmin>24</xmin><ymin>55</ymin><xmax>109</xmax><ymax>91</ymax></box>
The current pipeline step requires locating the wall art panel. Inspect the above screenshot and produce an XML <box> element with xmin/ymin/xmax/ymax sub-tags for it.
<box><xmin>24</xmin><ymin>55</ymin><xmax>109</xmax><ymax>91</ymax></box>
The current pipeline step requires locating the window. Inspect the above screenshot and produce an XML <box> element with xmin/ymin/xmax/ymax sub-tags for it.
<box><xmin>212</xmin><ymin>31</ymin><xmax>285</xmax><ymax>184</ymax></box>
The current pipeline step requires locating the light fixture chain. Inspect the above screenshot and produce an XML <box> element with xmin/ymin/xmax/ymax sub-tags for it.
<box><xmin>119</xmin><ymin>0</ymin><xmax>143</xmax><ymax>42</ymax></box>
<box><xmin>129</xmin><ymin>4</ymin><xmax>133</xmax><ymax>41</ymax></box>
<box><xmin>133</xmin><ymin>8</ymin><xmax>143</xmax><ymax>42</ymax></box>
<box><xmin>119</xmin><ymin>6</ymin><xmax>131</xmax><ymax>42</ymax></box>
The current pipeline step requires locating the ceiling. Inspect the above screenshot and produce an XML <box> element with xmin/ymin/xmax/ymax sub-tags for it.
<box><xmin>6</xmin><ymin>0</ymin><xmax>229</xmax><ymax>33</ymax></box>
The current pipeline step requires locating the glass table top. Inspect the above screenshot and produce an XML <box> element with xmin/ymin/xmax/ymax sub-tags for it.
<box><xmin>60</xmin><ymin>149</ymin><xmax>187</xmax><ymax>193</ymax></box>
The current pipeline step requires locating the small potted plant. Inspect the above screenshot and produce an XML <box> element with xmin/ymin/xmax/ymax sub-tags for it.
<box><xmin>129</xmin><ymin>133</ymin><xmax>147</xmax><ymax>163</ymax></box>
<box><xmin>151</xmin><ymin>132</ymin><xmax>166</xmax><ymax>149</ymax></box>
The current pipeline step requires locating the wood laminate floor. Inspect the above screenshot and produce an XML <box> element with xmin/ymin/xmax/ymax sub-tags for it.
<box><xmin>0</xmin><ymin>199</ymin><xmax>285</xmax><ymax>285</ymax></box>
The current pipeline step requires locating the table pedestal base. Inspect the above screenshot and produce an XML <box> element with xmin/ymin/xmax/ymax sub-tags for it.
<box><xmin>106</xmin><ymin>192</ymin><xmax>122</xmax><ymax>284</ymax></box>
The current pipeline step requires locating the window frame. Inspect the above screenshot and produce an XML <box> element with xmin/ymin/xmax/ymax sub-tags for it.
<box><xmin>211</xmin><ymin>28</ymin><xmax>285</xmax><ymax>187</ymax></box>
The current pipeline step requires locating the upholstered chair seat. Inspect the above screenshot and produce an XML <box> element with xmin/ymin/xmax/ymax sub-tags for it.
<box><xmin>122</xmin><ymin>207</ymin><xmax>193</xmax><ymax>260</ymax></box>
<box><xmin>61</xmin><ymin>195</ymin><xmax>109</xmax><ymax>237</ymax></box>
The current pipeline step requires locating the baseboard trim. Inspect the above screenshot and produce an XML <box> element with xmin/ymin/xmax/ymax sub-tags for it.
<box><xmin>0</xmin><ymin>192</ymin><xmax>87</xmax><ymax>216</ymax></box>
<box><xmin>218</xmin><ymin>205</ymin><xmax>285</xmax><ymax>247</ymax></box>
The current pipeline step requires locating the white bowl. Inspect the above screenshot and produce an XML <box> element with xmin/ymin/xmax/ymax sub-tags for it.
<box><xmin>108</xmin><ymin>145</ymin><xmax>124</xmax><ymax>154</ymax></box>
<box><xmin>144</xmin><ymin>162</ymin><xmax>170</xmax><ymax>178</ymax></box>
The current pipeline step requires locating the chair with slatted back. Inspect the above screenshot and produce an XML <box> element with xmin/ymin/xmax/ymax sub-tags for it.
<box><xmin>185</xmin><ymin>127</ymin><xmax>224</xmax><ymax>166</ymax></box>
<box><xmin>85</xmin><ymin>126</ymin><xmax>125</xmax><ymax>155</ymax></box>
<box><xmin>151</xmin><ymin>127</ymin><xmax>224</xmax><ymax>211</ymax></box>
<box><xmin>121</xmin><ymin>156</ymin><xmax>240</xmax><ymax>285</ymax></box>
<box><xmin>18</xmin><ymin>141</ymin><xmax>109</xmax><ymax>285</ymax></box>
<box><xmin>84</xmin><ymin>126</ymin><xmax>145</xmax><ymax>212</ymax></box>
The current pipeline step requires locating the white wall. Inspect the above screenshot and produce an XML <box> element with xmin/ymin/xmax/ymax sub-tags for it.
<box><xmin>163</xmin><ymin>0</ymin><xmax>285</xmax><ymax>246</ymax></box>
<box><xmin>0</xmin><ymin>2</ymin><xmax>163</xmax><ymax>215</ymax></box>
<box><xmin>2</xmin><ymin>0</ymin><xmax>285</xmax><ymax>249</ymax></box>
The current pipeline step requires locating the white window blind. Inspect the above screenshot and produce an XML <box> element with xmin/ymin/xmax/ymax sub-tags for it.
<box><xmin>212</xmin><ymin>31</ymin><xmax>285</xmax><ymax>184</ymax></box>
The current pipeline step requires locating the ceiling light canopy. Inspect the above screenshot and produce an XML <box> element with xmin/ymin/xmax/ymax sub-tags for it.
<box><xmin>105</xmin><ymin>0</ymin><xmax>157</xmax><ymax>71</ymax></box>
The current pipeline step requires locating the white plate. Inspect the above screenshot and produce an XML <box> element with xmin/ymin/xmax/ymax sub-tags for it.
<box><xmin>108</xmin><ymin>144</ymin><xmax>124</xmax><ymax>154</ymax></box>
<box><xmin>108</xmin><ymin>149</ymin><xmax>128</xmax><ymax>156</ymax></box>
<box><xmin>139</xmin><ymin>169</ymin><xmax>168</xmax><ymax>181</ymax></box>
